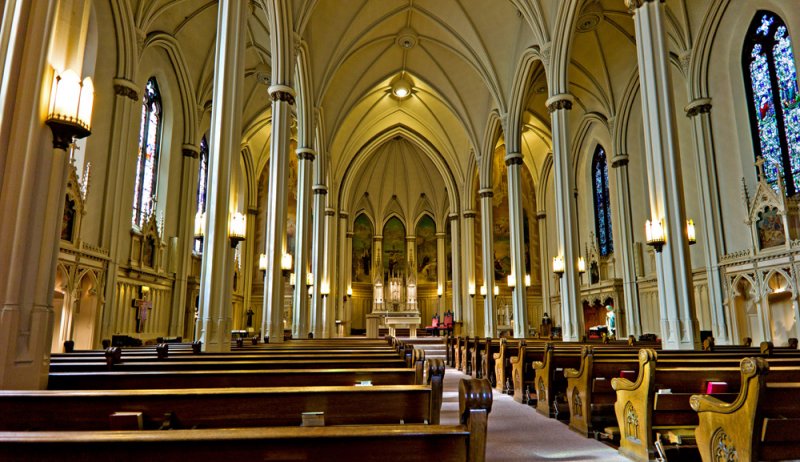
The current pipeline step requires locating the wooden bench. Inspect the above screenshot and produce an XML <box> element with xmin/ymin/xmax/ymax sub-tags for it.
<box><xmin>0</xmin><ymin>377</ymin><xmax>492</xmax><ymax>462</ymax></box>
<box><xmin>2</xmin><ymin>359</ymin><xmax>446</xmax><ymax>430</ymax></box>
<box><xmin>49</xmin><ymin>357</ymin><xmax>408</xmax><ymax>372</ymax></box>
<box><xmin>691</xmin><ymin>357</ymin><xmax>800</xmax><ymax>461</ymax></box>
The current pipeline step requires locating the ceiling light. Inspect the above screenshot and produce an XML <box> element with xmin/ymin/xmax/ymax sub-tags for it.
<box><xmin>392</xmin><ymin>77</ymin><xmax>412</xmax><ymax>98</ymax></box>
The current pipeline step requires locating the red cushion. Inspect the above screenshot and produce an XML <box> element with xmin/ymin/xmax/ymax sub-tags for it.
<box><xmin>706</xmin><ymin>381</ymin><xmax>728</xmax><ymax>394</ymax></box>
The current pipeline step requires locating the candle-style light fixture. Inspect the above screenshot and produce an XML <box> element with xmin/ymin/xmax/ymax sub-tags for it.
<box><xmin>524</xmin><ymin>274</ymin><xmax>531</xmax><ymax>288</ymax></box>
<box><xmin>320</xmin><ymin>281</ymin><xmax>330</xmax><ymax>298</ymax></box>
<box><xmin>507</xmin><ymin>274</ymin><xmax>516</xmax><ymax>289</ymax></box>
<box><xmin>289</xmin><ymin>272</ymin><xmax>296</xmax><ymax>287</ymax></box>
<box><xmin>194</xmin><ymin>211</ymin><xmax>206</xmax><ymax>242</ymax></box>
<box><xmin>347</xmin><ymin>286</ymin><xmax>353</xmax><ymax>298</ymax></box>
<box><xmin>437</xmin><ymin>285</ymin><xmax>443</xmax><ymax>298</ymax></box>
<box><xmin>480</xmin><ymin>285</ymin><xmax>487</xmax><ymax>297</ymax></box>
<box><xmin>258</xmin><ymin>253</ymin><xmax>268</xmax><ymax>275</ymax></box>
<box><xmin>552</xmin><ymin>256</ymin><xmax>565</xmax><ymax>278</ymax></box>
<box><xmin>687</xmin><ymin>219</ymin><xmax>697</xmax><ymax>245</ymax></box>
<box><xmin>306</xmin><ymin>272</ymin><xmax>314</xmax><ymax>287</ymax></box>
<box><xmin>228</xmin><ymin>212</ymin><xmax>246</xmax><ymax>248</ymax></box>
<box><xmin>46</xmin><ymin>69</ymin><xmax>93</xmax><ymax>149</ymax></box>
<box><xmin>645</xmin><ymin>218</ymin><xmax>666</xmax><ymax>253</ymax></box>
<box><xmin>493</xmin><ymin>285</ymin><xmax>499</xmax><ymax>297</ymax></box>
<box><xmin>578</xmin><ymin>256</ymin><xmax>586</xmax><ymax>274</ymax></box>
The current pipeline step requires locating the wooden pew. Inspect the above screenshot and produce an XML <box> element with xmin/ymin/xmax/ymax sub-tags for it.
<box><xmin>532</xmin><ymin>342</ymin><xmax>582</xmax><ymax>418</ymax></box>
<box><xmin>0</xmin><ymin>377</ymin><xmax>493</xmax><ymax>462</ymax></box>
<box><xmin>49</xmin><ymin>357</ymin><xmax>408</xmax><ymax>372</ymax></box>
<box><xmin>691</xmin><ymin>357</ymin><xmax>800</xmax><ymax>462</ymax></box>
<box><xmin>3</xmin><ymin>359</ymin><xmax>446</xmax><ymax>430</ymax></box>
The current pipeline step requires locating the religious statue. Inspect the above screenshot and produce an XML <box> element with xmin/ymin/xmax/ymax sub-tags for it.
<box><xmin>540</xmin><ymin>312</ymin><xmax>552</xmax><ymax>337</ymax></box>
<box><xmin>246</xmin><ymin>308</ymin><xmax>255</xmax><ymax>328</ymax></box>
<box><xmin>605</xmin><ymin>306</ymin><xmax>616</xmax><ymax>338</ymax></box>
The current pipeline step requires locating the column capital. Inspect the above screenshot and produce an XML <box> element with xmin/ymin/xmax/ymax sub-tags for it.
<box><xmin>546</xmin><ymin>94</ymin><xmax>574</xmax><ymax>113</ymax></box>
<box><xmin>312</xmin><ymin>184</ymin><xmax>328</xmax><ymax>195</ymax></box>
<box><xmin>297</xmin><ymin>147</ymin><xmax>317</xmax><ymax>161</ymax></box>
<box><xmin>478</xmin><ymin>188</ymin><xmax>494</xmax><ymax>198</ymax></box>
<box><xmin>269</xmin><ymin>84</ymin><xmax>296</xmax><ymax>105</ymax></box>
<box><xmin>346</xmin><ymin>231</ymin><xmax>354</xmax><ymax>238</ymax></box>
<box><xmin>247</xmin><ymin>207</ymin><xmax>258</xmax><ymax>215</ymax></box>
<box><xmin>435</xmin><ymin>232</ymin><xmax>446</xmax><ymax>239</ymax></box>
<box><xmin>448</xmin><ymin>213</ymin><xmax>459</xmax><ymax>221</ymax></box>
<box><xmin>684</xmin><ymin>98</ymin><xmax>713</xmax><ymax>118</ymax></box>
<box><xmin>338</xmin><ymin>211</ymin><xmax>349</xmax><ymax>219</ymax></box>
<box><xmin>611</xmin><ymin>154</ymin><xmax>630</xmax><ymax>168</ymax></box>
<box><xmin>463</xmin><ymin>210</ymin><xmax>477</xmax><ymax>219</ymax></box>
<box><xmin>504</xmin><ymin>152</ymin><xmax>524</xmax><ymax>166</ymax></box>
<box><xmin>324</xmin><ymin>207</ymin><xmax>336</xmax><ymax>216</ymax></box>
<box><xmin>182</xmin><ymin>144</ymin><xmax>200</xmax><ymax>158</ymax></box>
<box><xmin>373</xmin><ymin>235</ymin><xmax>383</xmax><ymax>241</ymax></box>
<box><xmin>625</xmin><ymin>0</ymin><xmax>663</xmax><ymax>12</ymax></box>
<box><xmin>536</xmin><ymin>210</ymin><xmax>546</xmax><ymax>220</ymax></box>
<box><xmin>113</xmin><ymin>78</ymin><xmax>139</xmax><ymax>101</ymax></box>
<box><xmin>406</xmin><ymin>235</ymin><xmax>416</xmax><ymax>241</ymax></box>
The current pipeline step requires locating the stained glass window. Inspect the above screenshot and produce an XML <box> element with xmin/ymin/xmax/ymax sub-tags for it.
<box><xmin>744</xmin><ymin>12</ymin><xmax>800</xmax><ymax>195</ymax></box>
<box><xmin>132</xmin><ymin>77</ymin><xmax>163</xmax><ymax>227</ymax></box>
<box><xmin>194</xmin><ymin>136</ymin><xmax>209</xmax><ymax>253</ymax></box>
<box><xmin>592</xmin><ymin>145</ymin><xmax>613</xmax><ymax>256</ymax></box>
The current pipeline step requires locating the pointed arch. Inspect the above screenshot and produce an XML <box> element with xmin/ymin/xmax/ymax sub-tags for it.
<box><xmin>132</xmin><ymin>77</ymin><xmax>164</xmax><ymax>227</ymax></box>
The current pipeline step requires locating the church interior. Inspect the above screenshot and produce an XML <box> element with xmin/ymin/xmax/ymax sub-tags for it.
<box><xmin>2</xmin><ymin>0</ymin><xmax>800</xmax><ymax>460</ymax></box>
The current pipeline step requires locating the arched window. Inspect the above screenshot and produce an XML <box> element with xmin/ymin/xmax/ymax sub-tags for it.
<box><xmin>592</xmin><ymin>145</ymin><xmax>613</xmax><ymax>256</ymax></box>
<box><xmin>194</xmin><ymin>136</ymin><xmax>209</xmax><ymax>253</ymax></box>
<box><xmin>743</xmin><ymin>12</ymin><xmax>800</xmax><ymax>195</ymax></box>
<box><xmin>132</xmin><ymin>77</ymin><xmax>163</xmax><ymax>227</ymax></box>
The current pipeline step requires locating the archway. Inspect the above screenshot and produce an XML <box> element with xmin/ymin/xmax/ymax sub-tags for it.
<box><xmin>73</xmin><ymin>272</ymin><xmax>99</xmax><ymax>350</ymax></box>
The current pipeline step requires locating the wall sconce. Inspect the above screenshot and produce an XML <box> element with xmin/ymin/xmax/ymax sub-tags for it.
<box><xmin>437</xmin><ymin>286</ymin><xmax>443</xmax><ymax>298</ymax></box>
<box><xmin>306</xmin><ymin>272</ymin><xmax>314</xmax><ymax>287</ymax></box>
<box><xmin>228</xmin><ymin>212</ymin><xmax>246</xmax><ymax>248</ymax></box>
<box><xmin>493</xmin><ymin>285</ymin><xmax>499</xmax><ymax>297</ymax></box>
<box><xmin>280</xmin><ymin>253</ymin><xmax>293</xmax><ymax>276</ymax></box>
<box><xmin>578</xmin><ymin>257</ymin><xmax>586</xmax><ymax>275</ymax></box>
<box><xmin>194</xmin><ymin>211</ymin><xmax>206</xmax><ymax>242</ymax></box>
<box><xmin>140</xmin><ymin>285</ymin><xmax>151</xmax><ymax>298</ymax></box>
<box><xmin>320</xmin><ymin>281</ymin><xmax>330</xmax><ymax>298</ymax></box>
<box><xmin>468</xmin><ymin>283</ymin><xmax>476</xmax><ymax>298</ymax></box>
<box><xmin>258</xmin><ymin>253</ymin><xmax>268</xmax><ymax>275</ymax></box>
<box><xmin>524</xmin><ymin>274</ymin><xmax>531</xmax><ymax>288</ymax></box>
<box><xmin>46</xmin><ymin>70</ymin><xmax>93</xmax><ymax>149</ymax></box>
<box><xmin>687</xmin><ymin>219</ymin><xmax>697</xmax><ymax>245</ymax></box>
<box><xmin>507</xmin><ymin>274</ymin><xmax>515</xmax><ymax>289</ymax></box>
<box><xmin>289</xmin><ymin>272</ymin><xmax>296</xmax><ymax>287</ymax></box>
<box><xmin>645</xmin><ymin>218</ymin><xmax>666</xmax><ymax>253</ymax></box>
<box><xmin>347</xmin><ymin>286</ymin><xmax>353</xmax><ymax>298</ymax></box>
<box><xmin>480</xmin><ymin>285</ymin><xmax>487</xmax><ymax>297</ymax></box>
<box><xmin>552</xmin><ymin>256</ymin><xmax>565</xmax><ymax>278</ymax></box>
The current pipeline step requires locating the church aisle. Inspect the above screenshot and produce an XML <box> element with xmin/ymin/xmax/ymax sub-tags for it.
<box><xmin>440</xmin><ymin>367</ymin><xmax>629</xmax><ymax>462</ymax></box>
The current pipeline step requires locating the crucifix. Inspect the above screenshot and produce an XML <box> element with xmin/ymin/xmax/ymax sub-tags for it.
<box><xmin>132</xmin><ymin>296</ymin><xmax>152</xmax><ymax>333</ymax></box>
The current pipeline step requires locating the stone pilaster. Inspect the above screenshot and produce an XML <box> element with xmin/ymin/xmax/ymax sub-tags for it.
<box><xmin>505</xmin><ymin>152</ymin><xmax>529</xmax><ymax>338</ymax></box>
<box><xmin>479</xmin><ymin>189</ymin><xmax>496</xmax><ymax>337</ymax></box>
<box><xmin>610</xmin><ymin>153</ymin><xmax>641</xmax><ymax>338</ymax></box>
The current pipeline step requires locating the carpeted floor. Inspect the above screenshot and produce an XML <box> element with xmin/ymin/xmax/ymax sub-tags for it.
<box><xmin>440</xmin><ymin>367</ymin><xmax>630</xmax><ymax>462</ymax></box>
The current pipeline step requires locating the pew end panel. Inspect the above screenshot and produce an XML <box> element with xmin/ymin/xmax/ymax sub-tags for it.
<box><xmin>611</xmin><ymin>348</ymin><xmax>658</xmax><ymax>462</ymax></box>
<box><xmin>565</xmin><ymin>347</ymin><xmax>593</xmax><ymax>437</ymax></box>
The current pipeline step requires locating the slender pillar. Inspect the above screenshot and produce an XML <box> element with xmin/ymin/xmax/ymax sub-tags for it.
<box><xmin>343</xmin><ymin>230</ymin><xmax>353</xmax><ymax>330</ymax></box>
<box><xmin>406</xmin><ymin>235</ymin><xmax>417</xmax><ymax>312</ymax></box>
<box><xmin>628</xmin><ymin>0</ymin><xmax>699</xmax><ymax>349</ymax></box>
<box><xmin>292</xmin><ymin>148</ymin><xmax>315</xmax><ymax>338</ymax></box>
<box><xmin>322</xmin><ymin>207</ymin><xmax>336</xmax><ymax>337</ymax></box>
<box><xmin>610</xmin><ymin>153</ymin><xmax>641</xmax><ymax>338</ymax></box>
<box><xmin>479</xmin><ymin>189</ymin><xmax>496</xmax><ymax>337</ymax></box>
<box><xmin>448</xmin><ymin>214</ymin><xmax>462</xmax><ymax>322</ymax></box>
<box><xmin>310</xmin><ymin>184</ymin><xmax>327</xmax><ymax>338</ymax></box>
<box><xmin>686</xmin><ymin>98</ymin><xmax>729</xmax><ymax>344</ymax></box>
<box><xmin>336</xmin><ymin>212</ymin><xmax>349</xmax><ymax>336</ymax></box>
<box><xmin>436</xmin><ymin>231</ymin><xmax>446</xmax><ymax>314</ymax></box>
<box><xmin>462</xmin><ymin>211</ymin><xmax>477</xmax><ymax>336</ymax></box>
<box><xmin>547</xmin><ymin>94</ymin><xmax>583</xmax><ymax>341</ymax></box>
<box><xmin>169</xmin><ymin>145</ymin><xmax>199</xmax><ymax>337</ymax></box>
<box><xmin>536</xmin><ymin>210</ymin><xmax>551</xmax><ymax>326</ymax></box>
<box><xmin>506</xmin><ymin>152</ymin><xmax>529</xmax><ymax>337</ymax></box>
<box><xmin>373</xmin><ymin>235</ymin><xmax>383</xmax><ymax>310</ymax></box>
<box><xmin>197</xmin><ymin>0</ymin><xmax>246</xmax><ymax>352</ymax></box>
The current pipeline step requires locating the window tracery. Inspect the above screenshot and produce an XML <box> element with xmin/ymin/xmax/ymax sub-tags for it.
<box><xmin>132</xmin><ymin>77</ymin><xmax>163</xmax><ymax>227</ymax></box>
<box><xmin>592</xmin><ymin>145</ymin><xmax>613</xmax><ymax>256</ymax></box>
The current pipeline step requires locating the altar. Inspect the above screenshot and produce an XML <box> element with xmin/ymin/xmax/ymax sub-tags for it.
<box><xmin>384</xmin><ymin>312</ymin><xmax>422</xmax><ymax>338</ymax></box>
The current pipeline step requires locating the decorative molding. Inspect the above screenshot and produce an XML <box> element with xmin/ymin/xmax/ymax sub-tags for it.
<box><xmin>325</xmin><ymin>207</ymin><xmax>336</xmax><ymax>217</ymax></box>
<box><xmin>546</xmin><ymin>94</ymin><xmax>574</xmax><ymax>113</ymax></box>
<box><xmin>182</xmin><ymin>144</ymin><xmax>200</xmax><ymax>158</ymax></box>
<box><xmin>269</xmin><ymin>84</ymin><xmax>296</xmax><ymax>105</ymax></box>
<box><xmin>624</xmin><ymin>0</ymin><xmax>663</xmax><ymax>12</ymax></box>
<box><xmin>463</xmin><ymin>210</ymin><xmax>477</xmax><ymax>219</ymax></box>
<box><xmin>296</xmin><ymin>147</ymin><xmax>316</xmax><ymax>161</ymax></box>
<box><xmin>113</xmin><ymin>78</ymin><xmax>139</xmax><ymax>101</ymax></box>
<box><xmin>247</xmin><ymin>208</ymin><xmax>258</xmax><ymax>215</ymax></box>
<box><xmin>478</xmin><ymin>188</ymin><xmax>494</xmax><ymax>198</ymax></box>
<box><xmin>611</xmin><ymin>154</ymin><xmax>630</xmax><ymax>168</ymax></box>
<box><xmin>536</xmin><ymin>210</ymin><xmax>546</xmax><ymax>220</ymax></box>
<box><xmin>505</xmin><ymin>152</ymin><xmax>524</xmax><ymax>166</ymax></box>
<box><xmin>313</xmin><ymin>184</ymin><xmax>328</xmax><ymax>195</ymax></box>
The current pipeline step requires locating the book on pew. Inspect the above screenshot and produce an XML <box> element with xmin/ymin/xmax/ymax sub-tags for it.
<box><xmin>619</xmin><ymin>370</ymin><xmax>636</xmax><ymax>381</ymax></box>
<box><xmin>301</xmin><ymin>412</ymin><xmax>325</xmax><ymax>427</ymax></box>
<box><xmin>705</xmin><ymin>381</ymin><xmax>728</xmax><ymax>394</ymax></box>
<box><xmin>109</xmin><ymin>412</ymin><xmax>143</xmax><ymax>430</ymax></box>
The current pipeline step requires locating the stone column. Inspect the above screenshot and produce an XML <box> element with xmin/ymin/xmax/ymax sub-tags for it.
<box><xmin>169</xmin><ymin>145</ymin><xmax>199</xmax><ymax>337</ymax></box>
<box><xmin>197</xmin><ymin>0</ymin><xmax>247</xmax><ymax>352</ymax></box>
<box><xmin>436</xmin><ymin>231</ymin><xmax>446</xmax><ymax>314</ymax></box>
<box><xmin>462</xmin><ymin>211</ymin><xmax>477</xmax><ymax>336</ymax></box>
<box><xmin>321</xmin><ymin>207</ymin><xmax>336</xmax><ymax>337</ymax></box>
<box><xmin>536</xmin><ymin>210</ymin><xmax>550</xmax><ymax>326</ymax></box>
<box><xmin>372</xmin><ymin>235</ymin><xmax>383</xmax><ymax>310</ymax></box>
<box><xmin>448</xmin><ymin>214</ymin><xmax>462</xmax><ymax>322</ymax></box>
<box><xmin>292</xmin><ymin>148</ymin><xmax>315</xmax><ymax>339</ymax></box>
<box><xmin>406</xmin><ymin>235</ymin><xmax>417</xmax><ymax>312</ymax></box>
<box><xmin>685</xmin><ymin>98</ymin><xmax>730</xmax><ymax>344</ymax></box>
<box><xmin>547</xmin><ymin>94</ymin><xmax>583</xmax><ymax>341</ymax></box>
<box><xmin>336</xmin><ymin>212</ymin><xmax>349</xmax><ymax>337</ymax></box>
<box><xmin>628</xmin><ymin>0</ymin><xmax>699</xmax><ymax>349</ymax></box>
<box><xmin>310</xmin><ymin>184</ymin><xmax>327</xmax><ymax>338</ymax></box>
<box><xmin>479</xmin><ymin>189</ymin><xmax>496</xmax><ymax>337</ymax></box>
<box><xmin>610</xmin><ymin>153</ymin><xmax>641</xmax><ymax>338</ymax></box>
<box><xmin>506</xmin><ymin>152</ymin><xmax>529</xmax><ymax>338</ymax></box>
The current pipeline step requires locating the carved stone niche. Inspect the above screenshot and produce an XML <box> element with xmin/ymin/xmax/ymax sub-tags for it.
<box><xmin>585</xmin><ymin>233</ymin><xmax>615</xmax><ymax>285</ymax></box>
<box><xmin>60</xmin><ymin>161</ymin><xmax>86</xmax><ymax>246</ymax></box>
<box><xmin>130</xmin><ymin>213</ymin><xmax>166</xmax><ymax>273</ymax></box>
<box><xmin>744</xmin><ymin>159</ymin><xmax>800</xmax><ymax>253</ymax></box>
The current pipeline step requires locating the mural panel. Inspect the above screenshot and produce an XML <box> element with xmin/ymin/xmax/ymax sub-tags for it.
<box><xmin>352</xmin><ymin>213</ymin><xmax>373</xmax><ymax>283</ymax></box>
<box><xmin>757</xmin><ymin>206</ymin><xmax>786</xmax><ymax>248</ymax></box>
<box><xmin>383</xmin><ymin>217</ymin><xmax>406</xmax><ymax>280</ymax></box>
<box><xmin>287</xmin><ymin>140</ymin><xmax>299</xmax><ymax>256</ymax></box>
<box><xmin>492</xmin><ymin>146</ymin><xmax>510</xmax><ymax>281</ymax></box>
<box><xmin>416</xmin><ymin>215</ymin><xmax>437</xmax><ymax>283</ymax></box>
<box><xmin>446</xmin><ymin>220</ymin><xmax>452</xmax><ymax>281</ymax></box>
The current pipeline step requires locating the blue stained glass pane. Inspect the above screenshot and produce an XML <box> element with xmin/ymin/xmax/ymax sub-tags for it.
<box><xmin>774</xmin><ymin>26</ymin><xmax>800</xmax><ymax>190</ymax></box>
<box><xmin>197</xmin><ymin>136</ymin><xmax>208</xmax><ymax>215</ymax></box>
<box><xmin>592</xmin><ymin>147</ymin><xmax>613</xmax><ymax>256</ymax></box>
<box><xmin>750</xmin><ymin>44</ymin><xmax>784</xmax><ymax>190</ymax></box>
<box><xmin>758</xmin><ymin>15</ymin><xmax>774</xmax><ymax>36</ymax></box>
<box><xmin>132</xmin><ymin>78</ymin><xmax>162</xmax><ymax>227</ymax></box>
